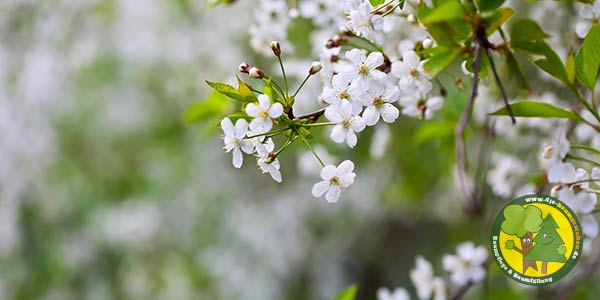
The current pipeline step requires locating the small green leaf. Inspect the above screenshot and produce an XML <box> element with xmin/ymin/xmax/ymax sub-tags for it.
<box><xmin>336</xmin><ymin>285</ymin><xmax>358</xmax><ymax>300</ymax></box>
<box><xmin>185</xmin><ymin>90</ymin><xmax>232</xmax><ymax>124</ymax></box>
<box><xmin>205</xmin><ymin>80</ymin><xmax>245</xmax><ymax>102</ymax></box>
<box><xmin>489</xmin><ymin>101</ymin><xmax>582</xmax><ymax>121</ymax></box>
<box><xmin>369</xmin><ymin>0</ymin><xmax>385</xmax><ymax>6</ymax></box>
<box><xmin>483</xmin><ymin>7</ymin><xmax>514</xmax><ymax>36</ymax></box>
<box><xmin>237</xmin><ymin>76</ymin><xmax>258</xmax><ymax>103</ymax></box>
<box><xmin>423</xmin><ymin>46</ymin><xmax>461</xmax><ymax>78</ymax></box>
<box><xmin>575</xmin><ymin>24</ymin><xmax>600</xmax><ymax>90</ymax></box>
<box><xmin>510</xmin><ymin>19</ymin><xmax>551</xmax><ymax>43</ymax></box>
<box><xmin>478</xmin><ymin>0</ymin><xmax>505</xmax><ymax>12</ymax></box>
<box><xmin>263</xmin><ymin>78</ymin><xmax>274</xmax><ymax>101</ymax></box>
<box><xmin>533</xmin><ymin>45</ymin><xmax>569</xmax><ymax>85</ymax></box>
<box><xmin>505</xmin><ymin>50</ymin><xmax>529</xmax><ymax>90</ymax></box>
<box><xmin>420</xmin><ymin>1</ymin><xmax>463</xmax><ymax>25</ymax></box>
<box><xmin>566</xmin><ymin>50</ymin><xmax>576</xmax><ymax>85</ymax></box>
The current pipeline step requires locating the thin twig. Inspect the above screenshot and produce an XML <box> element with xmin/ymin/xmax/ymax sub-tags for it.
<box><xmin>454</xmin><ymin>38</ymin><xmax>483</xmax><ymax>215</ymax></box>
<box><xmin>294</xmin><ymin>108</ymin><xmax>326</xmax><ymax>122</ymax></box>
<box><xmin>485</xmin><ymin>47</ymin><xmax>516</xmax><ymax>124</ymax></box>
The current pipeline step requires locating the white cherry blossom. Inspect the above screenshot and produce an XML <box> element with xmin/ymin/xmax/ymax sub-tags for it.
<box><xmin>575</xmin><ymin>1</ymin><xmax>600</xmax><ymax>38</ymax></box>
<box><xmin>345</xmin><ymin>49</ymin><xmax>387</xmax><ymax>89</ymax></box>
<box><xmin>312</xmin><ymin>160</ymin><xmax>356</xmax><ymax>203</ymax></box>
<box><xmin>220</xmin><ymin>118</ymin><xmax>254</xmax><ymax>168</ymax></box>
<box><xmin>392</xmin><ymin>50</ymin><xmax>432</xmax><ymax>95</ymax></box>
<box><xmin>245</xmin><ymin>94</ymin><xmax>284</xmax><ymax>134</ymax></box>
<box><xmin>543</xmin><ymin>131</ymin><xmax>572</xmax><ymax>183</ymax></box>
<box><xmin>409</xmin><ymin>256</ymin><xmax>446</xmax><ymax>300</ymax></box>
<box><xmin>256</xmin><ymin>138</ymin><xmax>282</xmax><ymax>182</ymax></box>
<box><xmin>362</xmin><ymin>81</ymin><xmax>400</xmax><ymax>126</ymax></box>
<box><xmin>399</xmin><ymin>95</ymin><xmax>443</xmax><ymax>120</ymax></box>
<box><xmin>348</xmin><ymin>2</ymin><xmax>384</xmax><ymax>44</ymax></box>
<box><xmin>325</xmin><ymin>100</ymin><xmax>366</xmax><ymax>148</ymax></box>
<box><xmin>321</xmin><ymin>73</ymin><xmax>363</xmax><ymax>115</ymax></box>
<box><xmin>442</xmin><ymin>241</ymin><xmax>488</xmax><ymax>286</ymax></box>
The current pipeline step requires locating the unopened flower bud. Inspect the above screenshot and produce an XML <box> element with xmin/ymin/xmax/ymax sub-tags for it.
<box><xmin>423</xmin><ymin>38</ymin><xmax>433</xmax><ymax>49</ymax></box>
<box><xmin>339</xmin><ymin>26</ymin><xmax>354</xmax><ymax>37</ymax></box>
<box><xmin>249</xmin><ymin>67</ymin><xmax>264</xmax><ymax>79</ymax></box>
<box><xmin>239</xmin><ymin>62</ymin><xmax>251</xmax><ymax>73</ymax></box>
<box><xmin>271</xmin><ymin>41</ymin><xmax>281</xmax><ymax>56</ymax></box>
<box><xmin>326</xmin><ymin>39</ymin><xmax>339</xmax><ymax>49</ymax></box>
<box><xmin>309</xmin><ymin>61</ymin><xmax>323</xmax><ymax>74</ymax></box>
<box><xmin>407</xmin><ymin>14</ymin><xmax>416</xmax><ymax>24</ymax></box>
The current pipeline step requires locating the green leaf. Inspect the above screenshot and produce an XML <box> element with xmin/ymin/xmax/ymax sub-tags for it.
<box><xmin>236</xmin><ymin>76</ymin><xmax>258</xmax><ymax>103</ymax></box>
<box><xmin>336</xmin><ymin>285</ymin><xmax>358</xmax><ymax>300</ymax></box>
<box><xmin>566</xmin><ymin>50</ymin><xmax>576</xmax><ymax>85</ymax></box>
<box><xmin>489</xmin><ymin>101</ymin><xmax>582</xmax><ymax>120</ymax></box>
<box><xmin>505</xmin><ymin>50</ymin><xmax>529</xmax><ymax>90</ymax></box>
<box><xmin>510</xmin><ymin>19</ymin><xmax>550</xmax><ymax>43</ymax></box>
<box><xmin>483</xmin><ymin>7</ymin><xmax>514</xmax><ymax>36</ymax></box>
<box><xmin>205</xmin><ymin>80</ymin><xmax>245</xmax><ymax>102</ymax></box>
<box><xmin>185</xmin><ymin>90</ymin><xmax>232</xmax><ymax>123</ymax></box>
<box><xmin>423</xmin><ymin>46</ymin><xmax>461</xmax><ymax>78</ymax></box>
<box><xmin>533</xmin><ymin>44</ymin><xmax>569</xmax><ymax>85</ymax></box>
<box><xmin>369</xmin><ymin>0</ymin><xmax>385</xmax><ymax>6</ymax></box>
<box><xmin>575</xmin><ymin>24</ymin><xmax>600</xmax><ymax>90</ymax></box>
<box><xmin>420</xmin><ymin>1</ymin><xmax>463</xmax><ymax>25</ymax></box>
<box><xmin>478</xmin><ymin>0</ymin><xmax>505</xmax><ymax>12</ymax></box>
<box><xmin>263</xmin><ymin>78</ymin><xmax>274</xmax><ymax>101</ymax></box>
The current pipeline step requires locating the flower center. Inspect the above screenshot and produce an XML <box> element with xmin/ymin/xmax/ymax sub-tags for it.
<box><xmin>409</xmin><ymin>68</ymin><xmax>419</xmax><ymax>77</ymax></box>
<box><xmin>338</xmin><ymin>91</ymin><xmax>349</xmax><ymax>99</ymax></box>
<box><xmin>259</xmin><ymin>110</ymin><xmax>269</xmax><ymax>118</ymax></box>
<box><xmin>330</xmin><ymin>176</ymin><xmax>340</xmax><ymax>186</ymax></box>
<box><xmin>373</xmin><ymin>97</ymin><xmax>384</xmax><ymax>108</ymax></box>
<box><xmin>342</xmin><ymin>119</ymin><xmax>351</xmax><ymax>128</ymax></box>
<box><xmin>358</xmin><ymin>64</ymin><xmax>369</xmax><ymax>76</ymax></box>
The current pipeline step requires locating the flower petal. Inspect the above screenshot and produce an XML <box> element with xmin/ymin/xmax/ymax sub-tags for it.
<box><xmin>232</xmin><ymin>147</ymin><xmax>243</xmax><ymax>168</ymax></box>
<box><xmin>320</xmin><ymin>165</ymin><xmax>337</xmax><ymax>180</ymax></box>
<box><xmin>346</xmin><ymin>130</ymin><xmax>357</xmax><ymax>148</ymax></box>
<box><xmin>363</xmin><ymin>106</ymin><xmax>380</xmax><ymax>126</ymax></box>
<box><xmin>258</xmin><ymin>94</ymin><xmax>271</xmax><ymax>109</ymax></box>
<box><xmin>220</xmin><ymin>118</ymin><xmax>235</xmax><ymax>137</ymax></box>
<box><xmin>325</xmin><ymin>185</ymin><xmax>342</xmax><ymax>203</ymax></box>
<box><xmin>245</xmin><ymin>103</ymin><xmax>260</xmax><ymax>117</ymax></box>
<box><xmin>312</xmin><ymin>181</ymin><xmax>330</xmax><ymax>197</ymax></box>
<box><xmin>234</xmin><ymin>119</ymin><xmax>249</xmax><ymax>139</ymax></box>
<box><xmin>331</xmin><ymin>125</ymin><xmax>347</xmax><ymax>143</ymax></box>
<box><xmin>336</xmin><ymin>160</ymin><xmax>355</xmax><ymax>176</ymax></box>
<box><xmin>269</xmin><ymin>102</ymin><xmax>283</xmax><ymax>118</ymax></box>
<box><xmin>380</xmin><ymin>104</ymin><xmax>399</xmax><ymax>123</ymax></box>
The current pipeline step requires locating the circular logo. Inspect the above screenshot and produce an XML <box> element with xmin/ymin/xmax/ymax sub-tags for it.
<box><xmin>490</xmin><ymin>194</ymin><xmax>583</xmax><ymax>286</ymax></box>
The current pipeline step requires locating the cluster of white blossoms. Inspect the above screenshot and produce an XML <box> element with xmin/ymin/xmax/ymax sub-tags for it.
<box><xmin>377</xmin><ymin>242</ymin><xmax>488</xmax><ymax>300</ymax></box>
<box><xmin>249</xmin><ymin>0</ymin><xmax>292</xmax><ymax>55</ymax></box>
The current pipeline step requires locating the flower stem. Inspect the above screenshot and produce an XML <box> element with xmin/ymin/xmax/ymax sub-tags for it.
<box><xmin>296</xmin><ymin>129</ymin><xmax>325</xmax><ymax>167</ymax></box>
<box><xmin>277</xmin><ymin>55</ymin><xmax>289</xmax><ymax>97</ymax></box>
<box><xmin>571</xmin><ymin>144</ymin><xmax>600</xmax><ymax>156</ymax></box>
<box><xmin>274</xmin><ymin>135</ymin><xmax>294</xmax><ymax>156</ymax></box>
<box><xmin>382</xmin><ymin>3</ymin><xmax>401</xmax><ymax>17</ymax></box>
<box><xmin>566</xmin><ymin>154</ymin><xmax>600</xmax><ymax>167</ymax></box>
<box><xmin>292</xmin><ymin>73</ymin><xmax>312</xmax><ymax>98</ymax></box>
<box><xmin>246</xmin><ymin>128</ymin><xmax>287</xmax><ymax>139</ymax></box>
<box><xmin>301</xmin><ymin>122</ymin><xmax>336</xmax><ymax>127</ymax></box>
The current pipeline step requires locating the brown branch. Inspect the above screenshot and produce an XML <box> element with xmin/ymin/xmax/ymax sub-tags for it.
<box><xmin>294</xmin><ymin>108</ymin><xmax>325</xmax><ymax>122</ymax></box>
<box><xmin>455</xmin><ymin>36</ymin><xmax>483</xmax><ymax>216</ymax></box>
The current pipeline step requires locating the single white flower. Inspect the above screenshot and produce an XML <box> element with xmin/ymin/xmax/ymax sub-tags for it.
<box><xmin>321</xmin><ymin>73</ymin><xmax>363</xmax><ymax>115</ymax></box>
<box><xmin>399</xmin><ymin>95</ymin><xmax>443</xmax><ymax>120</ymax></box>
<box><xmin>325</xmin><ymin>100</ymin><xmax>366</xmax><ymax>148</ymax></box>
<box><xmin>362</xmin><ymin>81</ymin><xmax>400</xmax><ymax>126</ymax></box>
<box><xmin>543</xmin><ymin>131</ymin><xmax>572</xmax><ymax>183</ymax></box>
<box><xmin>487</xmin><ymin>154</ymin><xmax>526</xmax><ymax>198</ymax></box>
<box><xmin>575</xmin><ymin>2</ymin><xmax>600</xmax><ymax>38</ymax></box>
<box><xmin>311</xmin><ymin>160</ymin><xmax>356</xmax><ymax>203</ymax></box>
<box><xmin>245</xmin><ymin>94</ymin><xmax>284</xmax><ymax>134</ymax></box>
<box><xmin>220</xmin><ymin>118</ymin><xmax>254</xmax><ymax>168</ymax></box>
<box><xmin>442</xmin><ymin>241</ymin><xmax>488</xmax><ymax>286</ymax></box>
<box><xmin>345</xmin><ymin>49</ymin><xmax>387</xmax><ymax>88</ymax></box>
<box><xmin>348</xmin><ymin>2</ymin><xmax>384</xmax><ymax>43</ymax></box>
<box><xmin>377</xmin><ymin>287</ymin><xmax>410</xmax><ymax>300</ymax></box>
<box><xmin>559</xmin><ymin>169</ymin><xmax>597</xmax><ymax>215</ymax></box>
<box><xmin>392</xmin><ymin>50</ymin><xmax>432</xmax><ymax>95</ymax></box>
<box><xmin>256</xmin><ymin>138</ymin><xmax>282</xmax><ymax>182</ymax></box>
<box><xmin>410</xmin><ymin>256</ymin><xmax>446</xmax><ymax>300</ymax></box>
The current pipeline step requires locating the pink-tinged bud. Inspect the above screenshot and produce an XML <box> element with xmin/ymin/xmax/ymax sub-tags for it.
<box><xmin>249</xmin><ymin>67</ymin><xmax>264</xmax><ymax>79</ymax></box>
<box><xmin>309</xmin><ymin>61</ymin><xmax>323</xmax><ymax>75</ymax></box>
<box><xmin>271</xmin><ymin>41</ymin><xmax>281</xmax><ymax>56</ymax></box>
<box><xmin>325</xmin><ymin>39</ymin><xmax>338</xmax><ymax>49</ymax></box>
<box><xmin>239</xmin><ymin>62</ymin><xmax>251</xmax><ymax>73</ymax></box>
<box><xmin>339</xmin><ymin>26</ymin><xmax>354</xmax><ymax>37</ymax></box>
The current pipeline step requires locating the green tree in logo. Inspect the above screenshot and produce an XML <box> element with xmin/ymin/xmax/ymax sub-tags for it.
<box><xmin>524</xmin><ymin>213</ymin><xmax>567</xmax><ymax>274</ymax></box>
<box><xmin>501</xmin><ymin>205</ymin><xmax>543</xmax><ymax>273</ymax></box>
